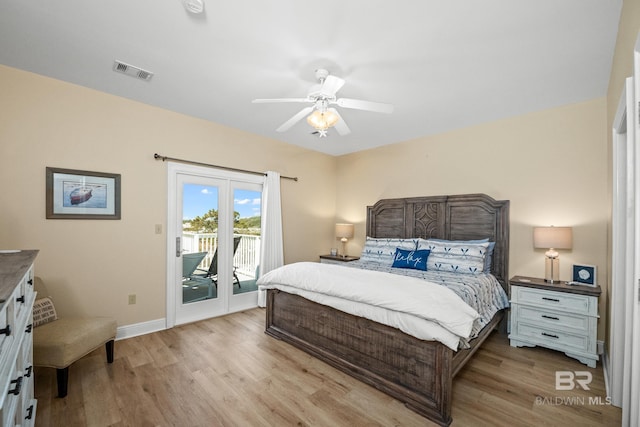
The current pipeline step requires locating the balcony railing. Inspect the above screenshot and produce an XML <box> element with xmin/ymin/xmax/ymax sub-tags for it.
<box><xmin>182</xmin><ymin>232</ymin><xmax>260</xmax><ymax>277</ymax></box>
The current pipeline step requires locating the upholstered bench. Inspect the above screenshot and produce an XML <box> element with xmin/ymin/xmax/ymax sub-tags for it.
<box><xmin>32</xmin><ymin>277</ymin><xmax>117</xmax><ymax>397</ymax></box>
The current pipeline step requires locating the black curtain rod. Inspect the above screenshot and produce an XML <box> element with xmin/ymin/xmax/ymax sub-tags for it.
<box><xmin>153</xmin><ymin>153</ymin><xmax>298</xmax><ymax>182</ymax></box>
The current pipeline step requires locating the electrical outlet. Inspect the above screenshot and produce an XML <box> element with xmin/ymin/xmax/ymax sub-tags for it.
<box><xmin>128</xmin><ymin>294</ymin><xmax>136</xmax><ymax>305</ymax></box>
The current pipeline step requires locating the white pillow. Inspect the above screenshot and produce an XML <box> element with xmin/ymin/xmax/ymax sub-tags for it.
<box><xmin>417</xmin><ymin>239</ymin><xmax>489</xmax><ymax>274</ymax></box>
<box><xmin>359</xmin><ymin>237</ymin><xmax>417</xmax><ymax>265</ymax></box>
<box><xmin>33</xmin><ymin>297</ymin><xmax>58</xmax><ymax>327</ymax></box>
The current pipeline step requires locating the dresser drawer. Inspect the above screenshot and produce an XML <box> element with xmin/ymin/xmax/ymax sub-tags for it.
<box><xmin>14</xmin><ymin>266</ymin><xmax>34</xmax><ymax>324</ymax></box>
<box><xmin>0</xmin><ymin>288</ymin><xmax>16</xmax><ymax>375</ymax></box>
<box><xmin>515</xmin><ymin>305</ymin><xmax>591</xmax><ymax>333</ymax></box>
<box><xmin>320</xmin><ymin>258</ymin><xmax>342</xmax><ymax>265</ymax></box>
<box><xmin>514</xmin><ymin>322</ymin><xmax>591</xmax><ymax>353</ymax></box>
<box><xmin>19</xmin><ymin>369</ymin><xmax>35</xmax><ymax>426</ymax></box>
<box><xmin>1</xmin><ymin>359</ymin><xmax>21</xmax><ymax>427</ymax></box>
<box><xmin>512</xmin><ymin>286</ymin><xmax>597</xmax><ymax>316</ymax></box>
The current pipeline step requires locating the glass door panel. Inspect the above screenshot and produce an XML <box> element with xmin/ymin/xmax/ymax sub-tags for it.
<box><xmin>229</xmin><ymin>184</ymin><xmax>261</xmax><ymax>312</ymax></box>
<box><xmin>175</xmin><ymin>174</ymin><xmax>226</xmax><ymax>324</ymax></box>
<box><xmin>232</xmin><ymin>188</ymin><xmax>262</xmax><ymax>295</ymax></box>
<box><xmin>182</xmin><ymin>182</ymin><xmax>219</xmax><ymax>304</ymax></box>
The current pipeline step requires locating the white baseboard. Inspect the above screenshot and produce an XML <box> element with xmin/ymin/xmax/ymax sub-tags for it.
<box><xmin>116</xmin><ymin>318</ymin><xmax>166</xmax><ymax>340</ymax></box>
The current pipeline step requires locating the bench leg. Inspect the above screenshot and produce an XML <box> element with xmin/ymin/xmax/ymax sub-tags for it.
<box><xmin>54</xmin><ymin>341</ymin><xmax>114</xmax><ymax>398</ymax></box>
<box><xmin>56</xmin><ymin>367</ymin><xmax>69</xmax><ymax>398</ymax></box>
<box><xmin>105</xmin><ymin>340</ymin><xmax>114</xmax><ymax>363</ymax></box>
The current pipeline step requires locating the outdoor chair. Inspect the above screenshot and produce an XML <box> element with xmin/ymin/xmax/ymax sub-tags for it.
<box><xmin>193</xmin><ymin>236</ymin><xmax>242</xmax><ymax>288</ymax></box>
<box><xmin>182</xmin><ymin>251</ymin><xmax>208</xmax><ymax>280</ymax></box>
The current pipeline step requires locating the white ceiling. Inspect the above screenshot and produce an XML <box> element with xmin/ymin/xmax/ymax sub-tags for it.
<box><xmin>0</xmin><ymin>0</ymin><xmax>622</xmax><ymax>156</ymax></box>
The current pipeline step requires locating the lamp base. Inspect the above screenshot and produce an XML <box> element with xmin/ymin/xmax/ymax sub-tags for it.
<box><xmin>544</xmin><ymin>256</ymin><xmax>560</xmax><ymax>283</ymax></box>
<box><xmin>340</xmin><ymin>238</ymin><xmax>348</xmax><ymax>258</ymax></box>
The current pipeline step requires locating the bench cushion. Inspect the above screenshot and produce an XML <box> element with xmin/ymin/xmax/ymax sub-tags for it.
<box><xmin>33</xmin><ymin>317</ymin><xmax>117</xmax><ymax>368</ymax></box>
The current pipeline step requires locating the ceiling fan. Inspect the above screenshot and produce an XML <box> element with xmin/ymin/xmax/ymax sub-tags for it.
<box><xmin>252</xmin><ymin>69</ymin><xmax>394</xmax><ymax>137</ymax></box>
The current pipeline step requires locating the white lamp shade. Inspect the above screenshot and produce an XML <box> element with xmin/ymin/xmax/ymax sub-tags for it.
<box><xmin>335</xmin><ymin>223</ymin><xmax>354</xmax><ymax>239</ymax></box>
<box><xmin>533</xmin><ymin>226</ymin><xmax>573</xmax><ymax>249</ymax></box>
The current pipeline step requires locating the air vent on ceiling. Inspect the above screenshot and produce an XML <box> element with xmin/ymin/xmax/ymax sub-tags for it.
<box><xmin>112</xmin><ymin>60</ymin><xmax>154</xmax><ymax>82</ymax></box>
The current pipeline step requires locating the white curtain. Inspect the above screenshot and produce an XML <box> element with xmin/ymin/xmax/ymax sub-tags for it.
<box><xmin>257</xmin><ymin>171</ymin><xmax>284</xmax><ymax>307</ymax></box>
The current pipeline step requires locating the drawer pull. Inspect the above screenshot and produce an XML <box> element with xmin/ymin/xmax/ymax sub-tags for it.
<box><xmin>24</xmin><ymin>365</ymin><xmax>32</xmax><ymax>378</ymax></box>
<box><xmin>28</xmin><ymin>279</ymin><xmax>33</xmax><ymax>285</ymax></box>
<box><xmin>0</xmin><ymin>324</ymin><xmax>11</xmax><ymax>336</ymax></box>
<box><xmin>25</xmin><ymin>323</ymin><xmax>33</xmax><ymax>333</ymax></box>
<box><xmin>25</xmin><ymin>404</ymin><xmax>34</xmax><ymax>420</ymax></box>
<box><xmin>542</xmin><ymin>332</ymin><xmax>559</xmax><ymax>339</ymax></box>
<box><xmin>542</xmin><ymin>297</ymin><xmax>560</xmax><ymax>302</ymax></box>
<box><xmin>8</xmin><ymin>376</ymin><xmax>23</xmax><ymax>395</ymax></box>
<box><xmin>541</xmin><ymin>315</ymin><xmax>560</xmax><ymax>321</ymax></box>
<box><xmin>16</xmin><ymin>295</ymin><xmax>25</xmax><ymax>304</ymax></box>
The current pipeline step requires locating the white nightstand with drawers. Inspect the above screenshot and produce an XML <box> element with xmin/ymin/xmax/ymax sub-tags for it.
<box><xmin>508</xmin><ymin>275</ymin><xmax>600</xmax><ymax>368</ymax></box>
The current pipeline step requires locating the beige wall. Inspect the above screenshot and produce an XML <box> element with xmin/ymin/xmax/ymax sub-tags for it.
<box><xmin>607</xmin><ymin>0</ymin><xmax>640</xmax><ymax>124</ymax></box>
<box><xmin>337</xmin><ymin>99</ymin><xmax>609</xmax><ymax>339</ymax></box>
<box><xmin>0</xmin><ymin>65</ymin><xmax>337</xmax><ymax>326</ymax></box>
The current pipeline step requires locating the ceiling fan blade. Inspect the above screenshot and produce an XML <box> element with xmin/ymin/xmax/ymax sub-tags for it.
<box><xmin>319</xmin><ymin>75</ymin><xmax>345</xmax><ymax>97</ymax></box>
<box><xmin>276</xmin><ymin>106</ymin><xmax>314</xmax><ymax>132</ymax></box>
<box><xmin>328</xmin><ymin>108</ymin><xmax>351</xmax><ymax>136</ymax></box>
<box><xmin>252</xmin><ymin>98</ymin><xmax>310</xmax><ymax>104</ymax></box>
<box><xmin>335</xmin><ymin>98</ymin><xmax>394</xmax><ymax>114</ymax></box>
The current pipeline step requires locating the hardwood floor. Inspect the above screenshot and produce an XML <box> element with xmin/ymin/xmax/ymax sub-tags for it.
<box><xmin>34</xmin><ymin>308</ymin><xmax>621</xmax><ymax>426</ymax></box>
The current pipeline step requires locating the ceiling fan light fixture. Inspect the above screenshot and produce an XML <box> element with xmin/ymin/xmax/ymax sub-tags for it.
<box><xmin>306</xmin><ymin>110</ymin><xmax>339</xmax><ymax>131</ymax></box>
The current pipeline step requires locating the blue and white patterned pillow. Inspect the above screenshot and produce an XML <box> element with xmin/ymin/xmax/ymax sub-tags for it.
<box><xmin>425</xmin><ymin>238</ymin><xmax>495</xmax><ymax>272</ymax></box>
<box><xmin>417</xmin><ymin>239</ymin><xmax>490</xmax><ymax>275</ymax></box>
<box><xmin>359</xmin><ymin>237</ymin><xmax>417</xmax><ymax>265</ymax></box>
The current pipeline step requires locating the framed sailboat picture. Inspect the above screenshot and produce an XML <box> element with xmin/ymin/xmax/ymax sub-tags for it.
<box><xmin>46</xmin><ymin>167</ymin><xmax>121</xmax><ymax>219</ymax></box>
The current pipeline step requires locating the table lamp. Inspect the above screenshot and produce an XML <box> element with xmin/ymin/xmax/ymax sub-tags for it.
<box><xmin>335</xmin><ymin>223</ymin><xmax>354</xmax><ymax>258</ymax></box>
<box><xmin>533</xmin><ymin>226</ymin><xmax>573</xmax><ymax>283</ymax></box>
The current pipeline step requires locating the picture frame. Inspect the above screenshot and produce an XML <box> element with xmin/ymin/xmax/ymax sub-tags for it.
<box><xmin>46</xmin><ymin>167</ymin><xmax>121</xmax><ymax>219</ymax></box>
<box><xmin>572</xmin><ymin>264</ymin><xmax>597</xmax><ymax>287</ymax></box>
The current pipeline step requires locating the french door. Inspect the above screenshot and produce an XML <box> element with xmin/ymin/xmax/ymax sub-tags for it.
<box><xmin>610</xmin><ymin>33</ymin><xmax>640</xmax><ymax>427</ymax></box>
<box><xmin>166</xmin><ymin>162</ymin><xmax>262</xmax><ymax>327</ymax></box>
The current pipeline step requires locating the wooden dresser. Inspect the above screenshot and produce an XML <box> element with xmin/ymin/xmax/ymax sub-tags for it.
<box><xmin>0</xmin><ymin>250</ymin><xmax>38</xmax><ymax>426</ymax></box>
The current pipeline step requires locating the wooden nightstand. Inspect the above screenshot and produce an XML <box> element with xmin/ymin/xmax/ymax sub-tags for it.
<box><xmin>319</xmin><ymin>254</ymin><xmax>360</xmax><ymax>265</ymax></box>
<box><xmin>508</xmin><ymin>275</ymin><xmax>601</xmax><ymax>368</ymax></box>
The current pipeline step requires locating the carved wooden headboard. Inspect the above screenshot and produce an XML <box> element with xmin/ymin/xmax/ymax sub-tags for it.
<box><xmin>366</xmin><ymin>193</ymin><xmax>510</xmax><ymax>290</ymax></box>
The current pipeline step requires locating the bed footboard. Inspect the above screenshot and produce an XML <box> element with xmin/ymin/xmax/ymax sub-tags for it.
<box><xmin>265</xmin><ymin>289</ymin><xmax>454</xmax><ymax>426</ymax></box>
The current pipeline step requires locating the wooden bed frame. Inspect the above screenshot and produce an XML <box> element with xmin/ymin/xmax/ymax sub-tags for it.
<box><xmin>265</xmin><ymin>193</ymin><xmax>509</xmax><ymax>426</ymax></box>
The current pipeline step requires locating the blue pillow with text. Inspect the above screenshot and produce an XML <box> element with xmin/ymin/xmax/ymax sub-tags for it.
<box><xmin>391</xmin><ymin>248</ymin><xmax>430</xmax><ymax>271</ymax></box>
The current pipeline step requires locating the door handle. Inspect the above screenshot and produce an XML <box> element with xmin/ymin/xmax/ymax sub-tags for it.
<box><xmin>176</xmin><ymin>237</ymin><xmax>181</xmax><ymax>257</ymax></box>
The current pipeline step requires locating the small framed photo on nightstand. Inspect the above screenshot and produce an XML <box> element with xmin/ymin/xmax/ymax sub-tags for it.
<box><xmin>572</xmin><ymin>264</ymin><xmax>597</xmax><ymax>286</ymax></box>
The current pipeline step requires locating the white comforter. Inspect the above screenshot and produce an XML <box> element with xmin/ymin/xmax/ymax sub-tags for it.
<box><xmin>257</xmin><ymin>262</ymin><xmax>480</xmax><ymax>350</ymax></box>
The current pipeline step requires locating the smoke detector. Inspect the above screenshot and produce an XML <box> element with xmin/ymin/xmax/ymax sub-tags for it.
<box><xmin>183</xmin><ymin>0</ymin><xmax>204</xmax><ymax>14</ymax></box>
